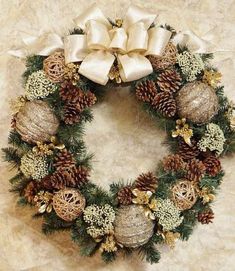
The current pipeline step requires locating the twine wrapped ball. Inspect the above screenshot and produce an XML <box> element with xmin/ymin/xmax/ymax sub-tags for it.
<box><xmin>53</xmin><ymin>189</ymin><xmax>86</xmax><ymax>221</ymax></box>
<box><xmin>176</xmin><ymin>81</ymin><xmax>219</xmax><ymax>124</ymax></box>
<box><xmin>43</xmin><ymin>51</ymin><xmax>65</xmax><ymax>83</ymax></box>
<box><xmin>114</xmin><ymin>205</ymin><xmax>154</xmax><ymax>248</ymax></box>
<box><xmin>15</xmin><ymin>100</ymin><xmax>59</xmax><ymax>143</ymax></box>
<box><xmin>171</xmin><ymin>180</ymin><xmax>197</xmax><ymax>211</ymax></box>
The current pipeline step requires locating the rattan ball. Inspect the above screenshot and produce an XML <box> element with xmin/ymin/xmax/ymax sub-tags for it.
<box><xmin>15</xmin><ymin>100</ymin><xmax>59</xmax><ymax>143</ymax></box>
<box><xmin>114</xmin><ymin>205</ymin><xmax>154</xmax><ymax>248</ymax></box>
<box><xmin>176</xmin><ymin>81</ymin><xmax>219</xmax><ymax>124</ymax></box>
<box><xmin>171</xmin><ymin>180</ymin><xmax>198</xmax><ymax>211</ymax></box>
<box><xmin>53</xmin><ymin>189</ymin><xmax>86</xmax><ymax>222</ymax></box>
<box><xmin>43</xmin><ymin>51</ymin><xmax>65</xmax><ymax>83</ymax></box>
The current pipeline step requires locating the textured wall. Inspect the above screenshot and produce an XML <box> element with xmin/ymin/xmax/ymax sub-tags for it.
<box><xmin>0</xmin><ymin>0</ymin><xmax>235</xmax><ymax>270</ymax></box>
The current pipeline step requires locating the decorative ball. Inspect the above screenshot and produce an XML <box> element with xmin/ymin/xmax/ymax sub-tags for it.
<box><xmin>25</xmin><ymin>70</ymin><xmax>57</xmax><ymax>100</ymax></box>
<box><xmin>171</xmin><ymin>180</ymin><xmax>197</xmax><ymax>211</ymax></box>
<box><xmin>114</xmin><ymin>205</ymin><xmax>154</xmax><ymax>248</ymax></box>
<box><xmin>15</xmin><ymin>100</ymin><xmax>59</xmax><ymax>143</ymax></box>
<box><xmin>53</xmin><ymin>189</ymin><xmax>86</xmax><ymax>222</ymax></box>
<box><xmin>43</xmin><ymin>51</ymin><xmax>65</xmax><ymax>83</ymax></box>
<box><xmin>176</xmin><ymin>81</ymin><xmax>218</xmax><ymax>124</ymax></box>
<box><xmin>20</xmin><ymin>151</ymin><xmax>48</xmax><ymax>180</ymax></box>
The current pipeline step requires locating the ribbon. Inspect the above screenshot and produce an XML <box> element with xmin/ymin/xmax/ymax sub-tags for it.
<box><xmin>8</xmin><ymin>5</ymin><xmax>213</xmax><ymax>85</ymax></box>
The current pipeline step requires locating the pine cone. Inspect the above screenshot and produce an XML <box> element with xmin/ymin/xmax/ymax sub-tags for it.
<box><xmin>185</xmin><ymin>158</ymin><xmax>206</xmax><ymax>182</ymax></box>
<box><xmin>117</xmin><ymin>186</ymin><xmax>133</xmax><ymax>205</ymax></box>
<box><xmin>76</xmin><ymin>91</ymin><xmax>97</xmax><ymax>111</ymax></box>
<box><xmin>63</xmin><ymin>102</ymin><xmax>81</xmax><ymax>124</ymax></box>
<box><xmin>74</xmin><ymin>166</ymin><xmax>90</xmax><ymax>187</ymax></box>
<box><xmin>53</xmin><ymin>149</ymin><xmax>76</xmax><ymax>170</ymax></box>
<box><xmin>203</xmin><ymin>156</ymin><xmax>222</xmax><ymax>177</ymax></box>
<box><xmin>178</xmin><ymin>139</ymin><xmax>201</xmax><ymax>161</ymax></box>
<box><xmin>198</xmin><ymin>209</ymin><xmax>214</xmax><ymax>224</ymax></box>
<box><xmin>152</xmin><ymin>92</ymin><xmax>176</xmax><ymax>117</ymax></box>
<box><xmin>157</xmin><ymin>69</ymin><xmax>182</xmax><ymax>93</ymax></box>
<box><xmin>24</xmin><ymin>181</ymin><xmax>40</xmax><ymax>203</ymax></box>
<box><xmin>163</xmin><ymin>154</ymin><xmax>185</xmax><ymax>172</ymax></box>
<box><xmin>135</xmin><ymin>172</ymin><xmax>158</xmax><ymax>192</ymax></box>
<box><xmin>60</xmin><ymin>82</ymin><xmax>80</xmax><ymax>102</ymax></box>
<box><xmin>135</xmin><ymin>80</ymin><xmax>157</xmax><ymax>103</ymax></box>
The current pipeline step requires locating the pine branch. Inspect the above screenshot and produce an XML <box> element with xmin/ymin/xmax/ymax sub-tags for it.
<box><xmin>22</xmin><ymin>55</ymin><xmax>45</xmax><ymax>83</ymax></box>
<box><xmin>101</xmin><ymin>251</ymin><xmax>117</xmax><ymax>263</ymax></box>
<box><xmin>9</xmin><ymin>172</ymin><xmax>24</xmax><ymax>184</ymax></box>
<box><xmin>80</xmin><ymin>108</ymin><xmax>94</xmax><ymax>123</ymax></box>
<box><xmin>138</xmin><ymin>238</ymin><xmax>161</xmax><ymax>264</ymax></box>
<box><xmin>57</xmin><ymin>123</ymin><xmax>84</xmax><ymax>146</ymax></box>
<box><xmin>8</xmin><ymin>131</ymin><xmax>32</xmax><ymax>152</ymax></box>
<box><xmin>2</xmin><ymin>147</ymin><xmax>22</xmax><ymax>168</ymax></box>
<box><xmin>200</xmin><ymin>172</ymin><xmax>224</xmax><ymax>190</ymax></box>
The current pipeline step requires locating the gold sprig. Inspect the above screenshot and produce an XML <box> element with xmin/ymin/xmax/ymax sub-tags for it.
<box><xmin>99</xmin><ymin>235</ymin><xmax>117</xmax><ymax>253</ymax></box>
<box><xmin>172</xmin><ymin>118</ymin><xmax>193</xmax><ymax>146</ymax></box>
<box><xmin>64</xmin><ymin>63</ymin><xmax>80</xmax><ymax>85</ymax></box>
<box><xmin>34</xmin><ymin>191</ymin><xmax>54</xmax><ymax>213</ymax></box>
<box><xmin>162</xmin><ymin>231</ymin><xmax>180</xmax><ymax>248</ymax></box>
<box><xmin>10</xmin><ymin>95</ymin><xmax>27</xmax><ymax>114</ymax></box>
<box><xmin>109</xmin><ymin>63</ymin><xmax>122</xmax><ymax>84</ymax></box>
<box><xmin>198</xmin><ymin>187</ymin><xmax>215</xmax><ymax>204</ymax></box>
<box><xmin>32</xmin><ymin>136</ymin><xmax>65</xmax><ymax>156</ymax></box>
<box><xmin>203</xmin><ymin>70</ymin><xmax>222</xmax><ymax>88</ymax></box>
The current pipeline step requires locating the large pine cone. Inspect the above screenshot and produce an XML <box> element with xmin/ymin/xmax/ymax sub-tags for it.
<box><xmin>203</xmin><ymin>156</ymin><xmax>222</xmax><ymax>177</ymax></box>
<box><xmin>60</xmin><ymin>82</ymin><xmax>81</xmax><ymax>102</ymax></box>
<box><xmin>163</xmin><ymin>154</ymin><xmax>185</xmax><ymax>172</ymax></box>
<box><xmin>185</xmin><ymin>158</ymin><xmax>206</xmax><ymax>182</ymax></box>
<box><xmin>198</xmin><ymin>209</ymin><xmax>214</xmax><ymax>224</ymax></box>
<box><xmin>134</xmin><ymin>172</ymin><xmax>158</xmax><ymax>192</ymax></box>
<box><xmin>24</xmin><ymin>181</ymin><xmax>40</xmax><ymax>203</ymax></box>
<box><xmin>117</xmin><ymin>186</ymin><xmax>133</xmax><ymax>205</ymax></box>
<box><xmin>157</xmin><ymin>69</ymin><xmax>182</xmax><ymax>93</ymax></box>
<box><xmin>152</xmin><ymin>92</ymin><xmax>177</xmax><ymax>117</ymax></box>
<box><xmin>53</xmin><ymin>149</ymin><xmax>76</xmax><ymax>170</ymax></box>
<box><xmin>77</xmin><ymin>91</ymin><xmax>97</xmax><ymax>110</ymax></box>
<box><xmin>135</xmin><ymin>80</ymin><xmax>157</xmax><ymax>103</ymax></box>
<box><xmin>178</xmin><ymin>139</ymin><xmax>201</xmax><ymax>161</ymax></box>
<box><xmin>63</xmin><ymin>102</ymin><xmax>81</xmax><ymax>124</ymax></box>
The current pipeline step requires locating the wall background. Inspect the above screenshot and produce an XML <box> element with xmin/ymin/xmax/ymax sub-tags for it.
<box><xmin>0</xmin><ymin>0</ymin><xmax>235</xmax><ymax>270</ymax></box>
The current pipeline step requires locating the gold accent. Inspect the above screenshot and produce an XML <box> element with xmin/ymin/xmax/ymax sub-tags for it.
<box><xmin>34</xmin><ymin>191</ymin><xmax>54</xmax><ymax>213</ymax></box>
<box><xmin>162</xmin><ymin>231</ymin><xmax>180</xmax><ymax>248</ymax></box>
<box><xmin>172</xmin><ymin>118</ymin><xmax>193</xmax><ymax>146</ymax></box>
<box><xmin>10</xmin><ymin>96</ymin><xmax>27</xmax><ymax>114</ymax></box>
<box><xmin>108</xmin><ymin>63</ymin><xmax>122</xmax><ymax>83</ymax></box>
<box><xmin>64</xmin><ymin>63</ymin><xmax>81</xmax><ymax>85</ymax></box>
<box><xmin>114</xmin><ymin>19</ymin><xmax>123</xmax><ymax>28</ymax></box>
<box><xmin>99</xmin><ymin>235</ymin><xmax>117</xmax><ymax>252</ymax></box>
<box><xmin>203</xmin><ymin>70</ymin><xmax>222</xmax><ymax>88</ymax></box>
<box><xmin>32</xmin><ymin>136</ymin><xmax>65</xmax><ymax>156</ymax></box>
<box><xmin>198</xmin><ymin>187</ymin><xmax>215</xmax><ymax>204</ymax></box>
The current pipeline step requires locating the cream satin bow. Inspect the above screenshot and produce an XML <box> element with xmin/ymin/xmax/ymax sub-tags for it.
<box><xmin>64</xmin><ymin>4</ymin><xmax>172</xmax><ymax>85</ymax></box>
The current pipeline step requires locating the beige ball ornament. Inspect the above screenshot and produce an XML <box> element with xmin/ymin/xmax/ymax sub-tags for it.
<box><xmin>171</xmin><ymin>180</ymin><xmax>198</xmax><ymax>211</ymax></box>
<box><xmin>114</xmin><ymin>205</ymin><xmax>154</xmax><ymax>248</ymax></box>
<box><xmin>53</xmin><ymin>189</ymin><xmax>86</xmax><ymax>222</ymax></box>
<box><xmin>15</xmin><ymin>100</ymin><xmax>59</xmax><ymax>143</ymax></box>
<box><xmin>176</xmin><ymin>81</ymin><xmax>219</xmax><ymax>124</ymax></box>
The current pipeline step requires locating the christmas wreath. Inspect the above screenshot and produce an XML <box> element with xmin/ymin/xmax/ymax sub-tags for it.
<box><xmin>3</xmin><ymin>4</ymin><xmax>235</xmax><ymax>264</ymax></box>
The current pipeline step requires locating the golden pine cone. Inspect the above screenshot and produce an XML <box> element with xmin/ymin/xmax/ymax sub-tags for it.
<box><xmin>63</xmin><ymin>102</ymin><xmax>81</xmax><ymax>124</ymax></box>
<box><xmin>198</xmin><ymin>209</ymin><xmax>214</xmax><ymax>224</ymax></box>
<box><xmin>185</xmin><ymin>158</ymin><xmax>206</xmax><ymax>182</ymax></box>
<box><xmin>76</xmin><ymin>91</ymin><xmax>97</xmax><ymax>111</ymax></box>
<box><xmin>59</xmin><ymin>82</ymin><xmax>81</xmax><ymax>102</ymax></box>
<box><xmin>178</xmin><ymin>139</ymin><xmax>201</xmax><ymax>161</ymax></box>
<box><xmin>53</xmin><ymin>149</ymin><xmax>76</xmax><ymax>170</ymax></box>
<box><xmin>24</xmin><ymin>181</ymin><xmax>40</xmax><ymax>203</ymax></box>
<box><xmin>134</xmin><ymin>172</ymin><xmax>158</xmax><ymax>192</ymax></box>
<box><xmin>152</xmin><ymin>92</ymin><xmax>177</xmax><ymax>117</ymax></box>
<box><xmin>117</xmin><ymin>186</ymin><xmax>133</xmax><ymax>205</ymax></box>
<box><xmin>157</xmin><ymin>69</ymin><xmax>182</xmax><ymax>93</ymax></box>
<box><xmin>163</xmin><ymin>154</ymin><xmax>185</xmax><ymax>172</ymax></box>
<box><xmin>203</xmin><ymin>156</ymin><xmax>222</xmax><ymax>177</ymax></box>
<box><xmin>135</xmin><ymin>80</ymin><xmax>157</xmax><ymax>103</ymax></box>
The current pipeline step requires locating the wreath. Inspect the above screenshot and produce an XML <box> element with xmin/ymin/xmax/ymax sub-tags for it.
<box><xmin>3</xmin><ymin>4</ymin><xmax>235</xmax><ymax>265</ymax></box>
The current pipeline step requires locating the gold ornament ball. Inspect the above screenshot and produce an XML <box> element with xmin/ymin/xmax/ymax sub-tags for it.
<box><xmin>43</xmin><ymin>51</ymin><xmax>65</xmax><ymax>83</ymax></box>
<box><xmin>114</xmin><ymin>205</ymin><xmax>154</xmax><ymax>248</ymax></box>
<box><xmin>53</xmin><ymin>189</ymin><xmax>86</xmax><ymax>222</ymax></box>
<box><xmin>176</xmin><ymin>81</ymin><xmax>219</xmax><ymax>124</ymax></box>
<box><xmin>171</xmin><ymin>180</ymin><xmax>197</xmax><ymax>211</ymax></box>
<box><xmin>15</xmin><ymin>100</ymin><xmax>59</xmax><ymax>143</ymax></box>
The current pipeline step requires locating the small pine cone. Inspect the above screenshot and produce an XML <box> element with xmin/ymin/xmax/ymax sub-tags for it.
<box><xmin>198</xmin><ymin>209</ymin><xmax>214</xmax><ymax>224</ymax></box>
<box><xmin>203</xmin><ymin>156</ymin><xmax>222</xmax><ymax>177</ymax></box>
<box><xmin>59</xmin><ymin>82</ymin><xmax>80</xmax><ymax>102</ymax></box>
<box><xmin>178</xmin><ymin>139</ymin><xmax>201</xmax><ymax>161</ymax></box>
<box><xmin>135</xmin><ymin>80</ymin><xmax>157</xmax><ymax>103</ymax></box>
<box><xmin>24</xmin><ymin>181</ymin><xmax>40</xmax><ymax>203</ymax></box>
<box><xmin>152</xmin><ymin>92</ymin><xmax>176</xmax><ymax>117</ymax></box>
<box><xmin>117</xmin><ymin>186</ymin><xmax>133</xmax><ymax>205</ymax></box>
<box><xmin>77</xmin><ymin>91</ymin><xmax>97</xmax><ymax>110</ymax></box>
<box><xmin>157</xmin><ymin>69</ymin><xmax>182</xmax><ymax>93</ymax></box>
<box><xmin>53</xmin><ymin>149</ymin><xmax>76</xmax><ymax>170</ymax></box>
<box><xmin>74</xmin><ymin>166</ymin><xmax>90</xmax><ymax>188</ymax></box>
<box><xmin>185</xmin><ymin>158</ymin><xmax>206</xmax><ymax>182</ymax></box>
<box><xmin>135</xmin><ymin>172</ymin><xmax>158</xmax><ymax>192</ymax></box>
<box><xmin>63</xmin><ymin>102</ymin><xmax>81</xmax><ymax>124</ymax></box>
<box><xmin>163</xmin><ymin>154</ymin><xmax>185</xmax><ymax>172</ymax></box>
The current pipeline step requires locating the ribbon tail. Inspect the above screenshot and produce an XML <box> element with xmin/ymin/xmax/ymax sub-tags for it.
<box><xmin>118</xmin><ymin>53</ymin><xmax>153</xmax><ymax>82</ymax></box>
<box><xmin>78</xmin><ymin>50</ymin><xmax>115</xmax><ymax>85</ymax></box>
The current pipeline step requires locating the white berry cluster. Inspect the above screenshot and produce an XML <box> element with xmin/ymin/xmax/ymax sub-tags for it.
<box><xmin>83</xmin><ymin>204</ymin><xmax>115</xmax><ymax>239</ymax></box>
<box><xmin>25</xmin><ymin>70</ymin><xmax>57</xmax><ymax>100</ymax></box>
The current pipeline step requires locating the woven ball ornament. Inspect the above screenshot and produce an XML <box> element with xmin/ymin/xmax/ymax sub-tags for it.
<box><xmin>171</xmin><ymin>180</ymin><xmax>198</xmax><ymax>211</ymax></box>
<box><xmin>15</xmin><ymin>100</ymin><xmax>59</xmax><ymax>143</ymax></box>
<box><xmin>53</xmin><ymin>189</ymin><xmax>86</xmax><ymax>222</ymax></box>
<box><xmin>114</xmin><ymin>205</ymin><xmax>154</xmax><ymax>248</ymax></box>
<box><xmin>176</xmin><ymin>81</ymin><xmax>219</xmax><ymax>124</ymax></box>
